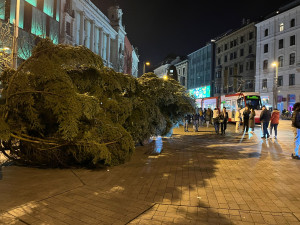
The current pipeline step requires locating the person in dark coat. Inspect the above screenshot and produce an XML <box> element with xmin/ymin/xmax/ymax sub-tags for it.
<box><xmin>242</xmin><ymin>105</ymin><xmax>250</xmax><ymax>134</ymax></box>
<box><xmin>249</xmin><ymin>108</ymin><xmax>256</xmax><ymax>134</ymax></box>
<box><xmin>292</xmin><ymin>102</ymin><xmax>300</xmax><ymax>159</ymax></box>
<box><xmin>260</xmin><ymin>105</ymin><xmax>271</xmax><ymax>138</ymax></box>
<box><xmin>220</xmin><ymin>107</ymin><xmax>228</xmax><ymax>135</ymax></box>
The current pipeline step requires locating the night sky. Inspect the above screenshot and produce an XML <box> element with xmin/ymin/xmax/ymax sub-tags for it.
<box><xmin>93</xmin><ymin>0</ymin><xmax>292</xmax><ymax>73</ymax></box>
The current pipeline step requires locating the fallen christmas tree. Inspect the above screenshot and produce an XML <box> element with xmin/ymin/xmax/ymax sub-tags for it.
<box><xmin>0</xmin><ymin>39</ymin><xmax>194</xmax><ymax>167</ymax></box>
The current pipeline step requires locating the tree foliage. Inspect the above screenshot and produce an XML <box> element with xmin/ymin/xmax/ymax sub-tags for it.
<box><xmin>0</xmin><ymin>39</ymin><xmax>194</xmax><ymax>167</ymax></box>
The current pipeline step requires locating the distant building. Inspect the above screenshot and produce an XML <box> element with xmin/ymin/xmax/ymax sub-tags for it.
<box><xmin>174</xmin><ymin>59</ymin><xmax>188</xmax><ymax>89</ymax></box>
<box><xmin>153</xmin><ymin>56</ymin><xmax>181</xmax><ymax>80</ymax></box>
<box><xmin>1</xmin><ymin>0</ymin><xmax>60</xmax><ymax>64</ymax></box>
<box><xmin>255</xmin><ymin>0</ymin><xmax>300</xmax><ymax>111</ymax></box>
<box><xmin>215</xmin><ymin>22</ymin><xmax>256</xmax><ymax>96</ymax></box>
<box><xmin>187</xmin><ymin>43</ymin><xmax>215</xmax><ymax>98</ymax></box>
<box><xmin>124</xmin><ymin>36</ymin><xmax>132</xmax><ymax>75</ymax></box>
<box><xmin>132</xmin><ymin>47</ymin><xmax>139</xmax><ymax>77</ymax></box>
<box><xmin>59</xmin><ymin>1</ymin><xmax>129</xmax><ymax>72</ymax></box>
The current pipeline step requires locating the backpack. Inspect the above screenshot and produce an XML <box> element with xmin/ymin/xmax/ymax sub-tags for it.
<box><xmin>292</xmin><ymin>111</ymin><xmax>300</xmax><ymax>129</ymax></box>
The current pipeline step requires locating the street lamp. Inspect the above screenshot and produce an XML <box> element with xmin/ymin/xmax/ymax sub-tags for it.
<box><xmin>163</xmin><ymin>75</ymin><xmax>168</xmax><ymax>80</ymax></box>
<box><xmin>272</xmin><ymin>61</ymin><xmax>279</xmax><ymax>109</ymax></box>
<box><xmin>143</xmin><ymin>61</ymin><xmax>150</xmax><ymax>74</ymax></box>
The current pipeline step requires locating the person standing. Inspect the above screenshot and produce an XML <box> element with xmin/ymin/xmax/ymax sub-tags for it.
<box><xmin>213</xmin><ymin>108</ymin><xmax>220</xmax><ymax>134</ymax></box>
<box><xmin>270</xmin><ymin>108</ymin><xmax>280</xmax><ymax>139</ymax></box>
<box><xmin>235</xmin><ymin>107</ymin><xmax>241</xmax><ymax>133</ymax></box>
<box><xmin>199</xmin><ymin>108</ymin><xmax>204</xmax><ymax>126</ymax></box>
<box><xmin>260</xmin><ymin>106</ymin><xmax>271</xmax><ymax>139</ymax></box>
<box><xmin>249</xmin><ymin>108</ymin><xmax>256</xmax><ymax>134</ymax></box>
<box><xmin>205</xmin><ymin>108</ymin><xmax>212</xmax><ymax>128</ymax></box>
<box><xmin>193</xmin><ymin>113</ymin><xmax>200</xmax><ymax>132</ymax></box>
<box><xmin>184</xmin><ymin>114</ymin><xmax>190</xmax><ymax>132</ymax></box>
<box><xmin>292</xmin><ymin>103</ymin><xmax>300</xmax><ymax>159</ymax></box>
<box><xmin>242</xmin><ymin>106</ymin><xmax>250</xmax><ymax>134</ymax></box>
<box><xmin>220</xmin><ymin>107</ymin><xmax>228</xmax><ymax>135</ymax></box>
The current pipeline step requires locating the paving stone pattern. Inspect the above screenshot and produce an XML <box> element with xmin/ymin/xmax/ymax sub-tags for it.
<box><xmin>0</xmin><ymin>120</ymin><xmax>300</xmax><ymax>224</ymax></box>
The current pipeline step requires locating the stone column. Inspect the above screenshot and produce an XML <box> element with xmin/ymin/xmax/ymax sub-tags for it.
<box><xmin>79</xmin><ymin>11</ymin><xmax>84</xmax><ymax>45</ymax></box>
<box><xmin>107</xmin><ymin>34</ymin><xmax>111</xmax><ymax>64</ymax></box>
<box><xmin>94</xmin><ymin>27</ymin><xmax>98</xmax><ymax>54</ymax></box>
<box><xmin>90</xmin><ymin>21</ymin><xmax>94</xmax><ymax>52</ymax></box>
<box><xmin>99</xmin><ymin>28</ymin><xmax>104</xmax><ymax>57</ymax></box>
<box><xmin>84</xmin><ymin>19</ymin><xmax>88</xmax><ymax>47</ymax></box>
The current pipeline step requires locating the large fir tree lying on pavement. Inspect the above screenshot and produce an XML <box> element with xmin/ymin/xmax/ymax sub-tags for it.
<box><xmin>0</xmin><ymin>39</ymin><xmax>194</xmax><ymax>167</ymax></box>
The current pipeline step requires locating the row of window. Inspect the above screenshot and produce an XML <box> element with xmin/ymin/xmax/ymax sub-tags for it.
<box><xmin>214</xmin><ymin>81</ymin><xmax>254</xmax><ymax>94</ymax></box>
<box><xmin>217</xmin><ymin>45</ymin><xmax>254</xmax><ymax>65</ymax></box>
<box><xmin>216</xmin><ymin>61</ymin><xmax>255</xmax><ymax>78</ymax></box>
<box><xmin>263</xmin><ymin>35</ymin><xmax>296</xmax><ymax>53</ymax></box>
<box><xmin>217</xmin><ymin>31</ymin><xmax>254</xmax><ymax>53</ymax></box>
<box><xmin>263</xmin><ymin>53</ymin><xmax>296</xmax><ymax>69</ymax></box>
<box><xmin>262</xmin><ymin>74</ymin><xmax>295</xmax><ymax>88</ymax></box>
<box><xmin>264</xmin><ymin>19</ymin><xmax>296</xmax><ymax>37</ymax></box>
<box><xmin>177</xmin><ymin>67</ymin><xmax>186</xmax><ymax>75</ymax></box>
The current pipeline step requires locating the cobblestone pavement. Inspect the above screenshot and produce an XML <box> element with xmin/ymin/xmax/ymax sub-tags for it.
<box><xmin>1</xmin><ymin>120</ymin><xmax>300</xmax><ymax>225</ymax></box>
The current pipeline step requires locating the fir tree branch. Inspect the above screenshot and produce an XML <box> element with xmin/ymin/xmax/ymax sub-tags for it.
<box><xmin>7</xmin><ymin>91</ymin><xmax>63</xmax><ymax>100</ymax></box>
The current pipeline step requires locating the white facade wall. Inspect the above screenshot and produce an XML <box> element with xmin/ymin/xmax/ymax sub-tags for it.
<box><xmin>154</xmin><ymin>64</ymin><xmax>170</xmax><ymax>78</ymax></box>
<box><xmin>175</xmin><ymin>60</ymin><xmax>188</xmax><ymax>89</ymax></box>
<box><xmin>256</xmin><ymin>5</ymin><xmax>300</xmax><ymax>111</ymax></box>
<box><xmin>59</xmin><ymin>0</ymin><xmax>125</xmax><ymax>71</ymax></box>
<box><xmin>132</xmin><ymin>48</ymin><xmax>139</xmax><ymax>77</ymax></box>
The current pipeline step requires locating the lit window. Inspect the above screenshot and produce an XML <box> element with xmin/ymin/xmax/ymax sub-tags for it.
<box><xmin>280</xmin><ymin>23</ymin><xmax>284</xmax><ymax>32</ymax></box>
<box><xmin>0</xmin><ymin>0</ymin><xmax>5</xmax><ymax>20</ymax></box>
<box><xmin>44</xmin><ymin>0</ymin><xmax>54</xmax><ymax>17</ymax></box>
<box><xmin>25</xmin><ymin>0</ymin><xmax>37</xmax><ymax>6</ymax></box>
<box><xmin>31</xmin><ymin>8</ymin><xmax>46</xmax><ymax>37</ymax></box>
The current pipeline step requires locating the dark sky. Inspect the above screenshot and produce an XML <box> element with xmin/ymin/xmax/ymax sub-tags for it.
<box><xmin>93</xmin><ymin>0</ymin><xmax>292</xmax><ymax>71</ymax></box>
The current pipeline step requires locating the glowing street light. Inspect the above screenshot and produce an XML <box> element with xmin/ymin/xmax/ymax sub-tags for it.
<box><xmin>143</xmin><ymin>61</ymin><xmax>150</xmax><ymax>74</ymax></box>
<box><xmin>272</xmin><ymin>61</ymin><xmax>279</xmax><ymax>109</ymax></box>
<box><xmin>163</xmin><ymin>75</ymin><xmax>168</xmax><ymax>80</ymax></box>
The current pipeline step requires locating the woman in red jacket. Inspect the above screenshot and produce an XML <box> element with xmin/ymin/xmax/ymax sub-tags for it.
<box><xmin>270</xmin><ymin>108</ymin><xmax>280</xmax><ymax>139</ymax></box>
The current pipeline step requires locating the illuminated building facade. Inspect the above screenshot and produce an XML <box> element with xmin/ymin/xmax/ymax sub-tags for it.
<box><xmin>1</xmin><ymin>0</ymin><xmax>60</xmax><ymax>63</ymax></box>
<box><xmin>187</xmin><ymin>43</ymin><xmax>215</xmax><ymax>97</ymax></box>
<box><xmin>59</xmin><ymin>1</ymin><xmax>129</xmax><ymax>72</ymax></box>
<box><xmin>215</xmin><ymin>22</ymin><xmax>256</xmax><ymax>96</ymax></box>
<box><xmin>255</xmin><ymin>2</ymin><xmax>300</xmax><ymax>112</ymax></box>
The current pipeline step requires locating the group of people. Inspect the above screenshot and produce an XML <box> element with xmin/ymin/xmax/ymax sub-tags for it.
<box><xmin>184</xmin><ymin>107</ymin><xmax>229</xmax><ymax>134</ymax></box>
<box><xmin>183</xmin><ymin>102</ymin><xmax>300</xmax><ymax>160</ymax></box>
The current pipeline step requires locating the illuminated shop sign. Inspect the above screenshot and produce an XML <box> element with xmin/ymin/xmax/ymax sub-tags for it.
<box><xmin>246</xmin><ymin>96</ymin><xmax>259</xmax><ymax>100</ymax></box>
<box><xmin>189</xmin><ymin>86</ymin><xmax>211</xmax><ymax>99</ymax></box>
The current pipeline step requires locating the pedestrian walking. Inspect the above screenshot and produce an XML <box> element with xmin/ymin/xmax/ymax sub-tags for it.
<box><xmin>270</xmin><ymin>108</ymin><xmax>280</xmax><ymax>139</ymax></box>
<box><xmin>260</xmin><ymin>106</ymin><xmax>271</xmax><ymax>139</ymax></box>
<box><xmin>235</xmin><ymin>107</ymin><xmax>241</xmax><ymax>133</ymax></box>
<box><xmin>192</xmin><ymin>113</ymin><xmax>200</xmax><ymax>132</ymax></box>
<box><xmin>199</xmin><ymin>108</ymin><xmax>204</xmax><ymax>126</ymax></box>
<box><xmin>205</xmin><ymin>108</ymin><xmax>212</xmax><ymax>128</ymax></box>
<box><xmin>292</xmin><ymin>102</ymin><xmax>300</xmax><ymax>159</ymax></box>
<box><xmin>249</xmin><ymin>108</ymin><xmax>256</xmax><ymax>134</ymax></box>
<box><xmin>184</xmin><ymin>114</ymin><xmax>190</xmax><ymax>132</ymax></box>
<box><xmin>213</xmin><ymin>107</ymin><xmax>220</xmax><ymax>134</ymax></box>
<box><xmin>242</xmin><ymin>105</ymin><xmax>250</xmax><ymax>134</ymax></box>
<box><xmin>220</xmin><ymin>107</ymin><xmax>228</xmax><ymax>135</ymax></box>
